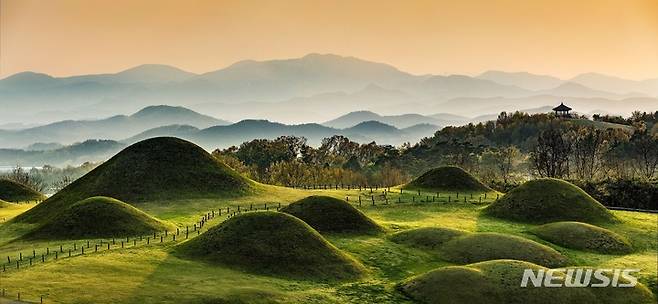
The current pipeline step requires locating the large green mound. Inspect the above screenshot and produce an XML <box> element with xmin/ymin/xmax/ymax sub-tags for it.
<box><xmin>178</xmin><ymin>211</ymin><xmax>365</xmax><ymax>281</ymax></box>
<box><xmin>26</xmin><ymin>196</ymin><xmax>173</xmax><ymax>240</ymax></box>
<box><xmin>439</xmin><ymin>232</ymin><xmax>568</xmax><ymax>267</ymax></box>
<box><xmin>280</xmin><ymin>195</ymin><xmax>383</xmax><ymax>234</ymax></box>
<box><xmin>15</xmin><ymin>137</ymin><xmax>253</xmax><ymax>223</ymax></box>
<box><xmin>403</xmin><ymin>166</ymin><xmax>492</xmax><ymax>192</ymax></box>
<box><xmin>483</xmin><ymin>178</ymin><xmax>615</xmax><ymax>224</ymax></box>
<box><xmin>398</xmin><ymin>260</ymin><xmax>655</xmax><ymax>304</ymax></box>
<box><xmin>390</xmin><ymin>227</ymin><xmax>469</xmax><ymax>250</ymax></box>
<box><xmin>532</xmin><ymin>221</ymin><xmax>633</xmax><ymax>254</ymax></box>
<box><xmin>0</xmin><ymin>179</ymin><xmax>46</xmax><ymax>202</ymax></box>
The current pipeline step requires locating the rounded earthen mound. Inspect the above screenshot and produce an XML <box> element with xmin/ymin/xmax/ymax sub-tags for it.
<box><xmin>27</xmin><ymin>196</ymin><xmax>173</xmax><ymax>240</ymax></box>
<box><xmin>403</xmin><ymin>166</ymin><xmax>492</xmax><ymax>192</ymax></box>
<box><xmin>398</xmin><ymin>260</ymin><xmax>654</xmax><ymax>304</ymax></box>
<box><xmin>0</xmin><ymin>179</ymin><xmax>46</xmax><ymax>202</ymax></box>
<box><xmin>280</xmin><ymin>195</ymin><xmax>383</xmax><ymax>234</ymax></box>
<box><xmin>483</xmin><ymin>178</ymin><xmax>615</xmax><ymax>224</ymax></box>
<box><xmin>177</xmin><ymin>211</ymin><xmax>365</xmax><ymax>281</ymax></box>
<box><xmin>15</xmin><ymin>137</ymin><xmax>253</xmax><ymax>224</ymax></box>
<box><xmin>390</xmin><ymin>227</ymin><xmax>469</xmax><ymax>250</ymax></box>
<box><xmin>532</xmin><ymin>221</ymin><xmax>633</xmax><ymax>254</ymax></box>
<box><xmin>439</xmin><ymin>232</ymin><xmax>568</xmax><ymax>267</ymax></box>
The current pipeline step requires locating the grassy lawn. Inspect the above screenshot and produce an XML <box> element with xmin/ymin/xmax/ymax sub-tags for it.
<box><xmin>0</xmin><ymin>186</ymin><xmax>655</xmax><ymax>303</ymax></box>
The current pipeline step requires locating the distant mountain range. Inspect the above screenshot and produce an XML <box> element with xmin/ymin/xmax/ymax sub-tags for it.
<box><xmin>1</xmin><ymin>53</ymin><xmax>656</xmax><ymax>124</ymax></box>
<box><xmin>0</xmin><ymin>106</ymin><xmax>443</xmax><ymax>165</ymax></box>
<box><xmin>322</xmin><ymin>110</ymin><xmax>467</xmax><ymax>129</ymax></box>
<box><xmin>0</xmin><ymin>105</ymin><xmax>228</xmax><ymax>148</ymax></box>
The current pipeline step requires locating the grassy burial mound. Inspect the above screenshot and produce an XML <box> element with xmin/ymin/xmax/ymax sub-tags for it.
<box><xmin>389</xmin><ymin>227</ymin><xmax>469</xmax><ymax>250</ymax></box>
<box><xmin>14</xmin><ymin>137</ymin><xmax>253</xmax><ymax>223</ymax></box>
<box><xmin>403</xmin><ymin>166</ymin><xmax>492</xmax><ymax>192</ymax></box>
<box><xmin>178</xmin><ymin>211</ymin><xmax>366</xmax><ymax>281</ymax></box>
<box><xmin>0</xmin><ymin>179</ymin><xmax>46</xmax><ymax>202</ymax></box>
<box><xmin>0</xmin><ymin>199</ymin><xmax>10</xmax><ymax>208</ymax></box>
<box><xmin>439</xmin><ymin>232</ymin><xmax>568</xmax><ymax>267</ymax></box>
<box><xmin>280</xmin><ymin>195</ymin><xmax>383</xmax><ymax>234</ymax></box>
<box><xmin>27</xmin><ymin>196</ymin><xmax>173</xmax><ymax>240</ymax></box>
<box><xmin>532</xmin><ymin>221</ymin><xmax>633</xmax><ymax>254</ymax></box>
<box><xmin>483</xmin><ymin>178</ymin><xmax>615</xmax><ymax>224</ymax></box>
<box><xmin>398</xmin><ymin>260</ymin><xmax>655</xmax><ymax>304</ymax></box>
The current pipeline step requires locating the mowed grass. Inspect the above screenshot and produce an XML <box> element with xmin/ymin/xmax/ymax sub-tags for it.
<box><xmin>0</xmin><ymin>186</ymin><xmax>655</xmax><ymax>303</ymax></box>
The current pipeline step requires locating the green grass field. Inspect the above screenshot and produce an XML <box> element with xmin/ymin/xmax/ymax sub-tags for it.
<box><xmin>0</xmin><ymin>184</ymin><xmax>655</xmax><ymax>303</ymax></box>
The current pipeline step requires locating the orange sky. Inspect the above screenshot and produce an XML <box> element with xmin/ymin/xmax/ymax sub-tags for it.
<box><xmin>1</xmin><ymin>0</ymin><xmax>657</xmax><ymax>79</ymax></box>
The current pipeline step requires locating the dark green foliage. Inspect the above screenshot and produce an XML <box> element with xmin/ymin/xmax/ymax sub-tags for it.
<box><xmin>439</xmin><ymin>232</ymin><xmax>568</xmax><ymax>267</ymax></box>
<box><xmin>0</xmin><ymin>179</ymin><xmax>45</xmax><ymax>202</ymax></box>
<box><xmin>573</xmin><ymin>179</ymin><xmax>658</xmax><ymax>210</ymax></box>
<box><xmin>532</xmin><ymin>221</ymin><xmax>633</xmax><ymax>254</ymax></box>
<box><xmin>26</xmin><ymin>196</ymin><xmax>173</xmax><ymax>240</ymax></box>
<box><xmin>404</xmin><ymin>166</ymin><xmax>492</xmax><ymax>192</ymax></box>
<box><xmin>389</xmin><ymin>227</ymin><xmax>469</xmax><ymax>250</ymax></box>
<box><xmin>280</xmin><ymin>195</ymin><xmax>383</xmax><ymax>234</ymax></box>
<box><xmin>14</xmin><ymin>137</ymin><xmax>253</xmax><ymax>224</ymax></box>
<box><xmin>398</xmin><ymin>260</ymin><xmax>655</xmax><ymax>304</ymax></box>
<box><xmin>177</xmin><ymin>211</ymin><xmax>365</xmax><ymax>281</ymax></box>
<box><xmin>484</xmin><ymin>178</ymin><xmax>616</xmax><ymax>224</ymax></box>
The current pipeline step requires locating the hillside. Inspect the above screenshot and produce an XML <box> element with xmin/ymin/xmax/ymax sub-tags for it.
<box><xmin>0</xmin><ymin>105</ymin><xmax>228</xmax><ymax>148</ymax></box>
<box><xmin>13</xmin><ymin>137</ymin><xmax>253</xmax><ymax>224</ymax></box>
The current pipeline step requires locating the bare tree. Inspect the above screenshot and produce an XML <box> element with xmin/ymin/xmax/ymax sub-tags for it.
<box><xmin>570</xmin><ymin>128</ymin><xmax>607</xmax><ymax>180</ymax></box>
<box><xmin>628</xmin><ymin>126</ymin><xmax>658</xmax><ymax>180</ymax></box>
<box><xmin>51</xmin><ymin>175</ymin><xmax>74</xmax><ymax>193</ymax></box>
<box><xmin>531</xmin><ymin>128</ymin><xmax>571</xmax><ymax>178</ymax></box>
<box><xmin>3</xmin><ymin>166</ymin><xmax>47</xmax><ymax>193</ymax></box>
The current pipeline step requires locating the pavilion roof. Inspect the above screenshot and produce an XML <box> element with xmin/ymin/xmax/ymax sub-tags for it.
<box><xmin>553</xmin><ymin>103</ymin><xmax>572</xmax><ymax>111</ymax></box>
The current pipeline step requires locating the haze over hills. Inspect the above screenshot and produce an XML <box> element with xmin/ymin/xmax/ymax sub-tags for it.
<box><xmin>0</xmin><ymin>105</ymin><xmax>229</xmax><ymax>148</ymax></box>
<box><xmin>0</xmin><ymin>111</ymin><xmax>440</xmax><ymax>166</ymax></box>
<box><xmin>323</xmin><ymin>110</ymin><xmax>454</xmax><ymax>129</ymax></box>
<box><xmin>1</xmin><ymin>53</ymin><xmax>656</xmax><ymax>124</ymax></box>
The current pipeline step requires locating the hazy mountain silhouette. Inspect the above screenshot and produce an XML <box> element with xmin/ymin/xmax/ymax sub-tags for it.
<box><xmin>569</xmin><ymin>73</ymin><xmax>658</xmax><ymax>97</ymax></box>
<box><xmin>0</xmin><ymin>105</ymin><xmax>228</xmax><ymax>148</ymax></box>
<box><xmin>477</xmin><ymin>71</ymin><xmax>563</xmax><ymax>91</ymax></box>
<box><xmin>323</xmin><ymin>111</ymin><xmax>451</xmax><ymax>129</ymax></box>
<box><xmin>1</xmin><ymin>54</ymin><xmax>656</xmax><ymax>125</ymax></box>
<box><xmin>0</xmin><ymin>139</ymin><xmax>126</xmax><ymax>166</ymax></box>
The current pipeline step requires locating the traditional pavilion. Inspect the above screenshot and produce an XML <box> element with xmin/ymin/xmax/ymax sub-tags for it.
<box><xmin>552</xmin><ymin>102</ymin><xmax>572</xmax><ymax>117</ymax></box>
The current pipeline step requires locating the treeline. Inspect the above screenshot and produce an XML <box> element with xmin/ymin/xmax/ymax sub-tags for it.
<box><xmin>2</xmin><ymin>162</ymin><xmax>99</xmax><ymax>194</ymax></box>
<box><xmin>212</xmin><ymin>135</ymin><xmax>409</xmax><ymax>187</ymax></box>
<box><xmin>212</xmin><ymin>111</ymin><xmax>657</xmax><ymax>209</ymax></box>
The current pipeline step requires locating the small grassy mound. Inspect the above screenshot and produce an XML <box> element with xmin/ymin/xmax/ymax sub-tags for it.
<box><xmin>483</xmin><ymin>178</ymin><xmax>615</xmax><ymax>224</ymax></box>
<box><xmin>14</xmin><ymin>137</ymin><xmax>253</xmax><ymax>224</ymax></box>
<box><xmin>27</xmin><ymin>196</ymin><xmax>173</xmax><ymax>240</ymax></box>
<box><xmin>398</xmin><ymin>260</ymin><xmax>655</xmax><ymax>304</ymax></box>
<box><xmin>0</xmin><ymin>179</ymin><xmax>46</xmax><ymax>202</ymax></box>
<box><xmin>177</xmin><ymin>211</ymin><xmax>365</xmax><ymax>281</ymax></box>
<box><xmin>532</xmin><ymin>221</ymin><xmax>633</xmax><ymax>254</ymax></box>
<box><xmin>389</xmin><ymin>227</ymin><xmax>469</xmax><ymax>250</ymax></box>
<box><xmin>280</xmin><ymin>195</ymin><xmax>383</xmax><ymax>234</ymax></box>
<box><xmin>0</xmin><ymin>199</ymin><xmax>10</xmax><ymax>208</ymax></box>
<box><xmin>439</xmin><ymin>232</ymin><xmax>568</xmax><ymax>267</ymax></box>
<box><xmin>403</xmin><ymin>166</ymin><xmax>492</xmax><ymax>192</ymax></box>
